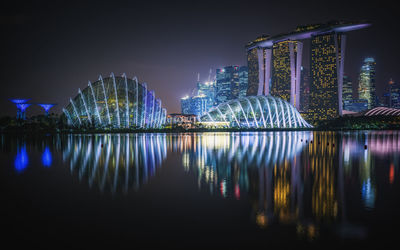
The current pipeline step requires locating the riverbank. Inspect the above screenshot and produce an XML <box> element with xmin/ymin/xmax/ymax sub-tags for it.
<box><xmin>1</xmin><ymin>114</ymin><xmax>400</xmax><ymax>134</ymax></box>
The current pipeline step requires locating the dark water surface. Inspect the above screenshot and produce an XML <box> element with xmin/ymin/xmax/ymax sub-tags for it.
<box><xmin>1</xmin><ymin>131</ymin><xmax>400</xmax><ymax>248</ymax></box>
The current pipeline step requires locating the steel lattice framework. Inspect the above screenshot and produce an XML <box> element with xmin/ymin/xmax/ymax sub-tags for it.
<box><xmin>200</xmin><ymin>95</ymin><xmax>312</xmax><ymax>128</ymax></box>
<box><xmin>364</xmin><ymin>107</ymin><xmax>400</xmax><ymax>116</ymax></box>
<box><xmin>63</xmin><ymin>73</ymin><xmax>167</xmax><ymax>128</ymax></box>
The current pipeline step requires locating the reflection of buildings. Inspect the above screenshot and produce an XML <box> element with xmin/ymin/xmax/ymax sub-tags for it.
<box><xmin>358</xmin><ymin>58</ymin><xmax>376</xmax><ymax>109</ymax></box>
<box><xmin>62</xmin><ymin>134</ymin><xmax>167</xmax><ymax>193</ymax></box>
<box><xmin>172</xmin><ymin>131</ymin><xmax>400</xmax><ymax>240</ymax></box>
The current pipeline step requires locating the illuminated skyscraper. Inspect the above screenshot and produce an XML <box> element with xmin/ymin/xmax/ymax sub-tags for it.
<box><xmin>246</xmin><ymin>35</ymin><xmax>269</xmax><ymax>96</ymax></box>
<box><xmin>342</xmin><ymin>75</ymin><xmax>353</xmax><ymax>102</ymax></box>
<box><xmin>215</xmin><ymin>66</ymin><xmax>243</xmax><ymax>105</ymax></box>
<box><xmin>246</xmin><ymin>21</ymin><xmax>370</xmax><ymax>123</ymax></box>
<box><xmin>270</xmin><ymin>40</ymin><xmax>303</xmax><ymax>107</ymax></box>
<box><xmin>389</xmin><ymin>79</ymin><xmax>400</xmax><ymax>108</ymax></box>
<box><xmin>300</xmin><ymin>67</ymin><xmax>310</xmax><ymax>112</ymax></box>
<box><xmin>308</xmin><ymin>33</ymin><xmax>346</xmax><ymax>122</ymax></box>
<box><xmin>181</xmin><ymin>74</ymin><xmax>216</xmax><ymax>117</ymax></box>
<box><xmin>358</xmin><ymin>57</ymin><xmax>376</xmax><ymax>109</ymax></box>
<box><xmin>342</xmin><ymin>75</ymin><xmax>353</xmax><ymax>110</ymax></box>
<box><xmin>239</xmin><ymin>66</ymin><xmax>248</xmax><ymax>98</ymax></box>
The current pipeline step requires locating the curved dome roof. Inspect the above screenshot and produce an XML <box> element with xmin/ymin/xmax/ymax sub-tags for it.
<box><xmin>63</xmin><ymin>73</ymin><xmax>166</xmax><ymax>129</ymax></box>
<box><xmin>200</xmin><ymin>95</ymin><xmax>312</xmax><ymax>128</ymax></box>
<box><xmin>363</xmin><ymin>107</ymin><xmax>400</xmax><ymax>116</ymax></box>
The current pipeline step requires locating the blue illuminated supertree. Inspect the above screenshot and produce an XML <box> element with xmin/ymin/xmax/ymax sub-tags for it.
<box><xmin>38</xmin><ymin>103</ymin><xmax>56</xmax><ymax>116</ymax></box>
<box><xmin>10</xmin><ymin>99</ymin><xmax>31</xmax><ymax>120</ymax></box>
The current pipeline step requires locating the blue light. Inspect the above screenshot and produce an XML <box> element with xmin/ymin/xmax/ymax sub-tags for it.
<box><xmin>42</xmin><ymin>147</ymin><xmax>52</xmax><ymax>167</ymax></box>
<box><xmin>14</xmin><ymin>146</ymin><xmax>29</xmax><ymax>173</ymax></box>
<box><xmin>16</xmin><ymin>103</ymin><xmax>31</xmax><ymax>112</ymax></box>
<box><xmin>38</xmin><ymin>104</ymin><xmax>55</xmax><ymax>113</ymax></box>
<box><xmin>10</xmin><ymin>99</ymin><xmax>30</xmax><ymax>104</ymax></box>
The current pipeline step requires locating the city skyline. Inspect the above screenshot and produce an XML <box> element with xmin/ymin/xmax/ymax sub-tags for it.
<box><xmin>1</xmin><ymin>0</ymin><xmax>399</xmax><ymax>115</ymax></box>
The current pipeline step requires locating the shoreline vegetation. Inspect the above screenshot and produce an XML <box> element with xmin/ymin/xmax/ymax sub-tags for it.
<box><xmin>1</xmin><ymin>114</ymin><xmax>400</xmax><ymax>134</ymax></box>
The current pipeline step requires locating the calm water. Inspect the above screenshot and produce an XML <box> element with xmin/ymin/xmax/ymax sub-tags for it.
<box><xmin>1</xmin><ymin>131</ymin><xmax>400</xmax><ymax>248</ymax></box>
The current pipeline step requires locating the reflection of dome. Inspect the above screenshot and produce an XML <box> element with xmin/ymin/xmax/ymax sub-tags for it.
<box><xmin>63</xmin><ymin>134</ymin><xmax>167</xmax><ymax>193</ymax></box>
<box><xmin>63</xmin><ymin>73</ymin><xmax>167</xmax><ymax>128</ymax></box>
<box><xmin>200</xmin><ymin>96</ymin><xmax>312</xmax><ymax>128</ymax></box>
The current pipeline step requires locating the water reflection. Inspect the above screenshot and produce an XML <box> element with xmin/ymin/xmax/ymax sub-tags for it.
<box><xmin>62</xmin><ymin>134</ymin><xmax>167</xmax><ymax>193</ymax></box>
<box><xmin>42</xmin><ymin>147</ymin><xmax>52</xmax><ymax>167</ymax></box>
<box><xmin>172</xmin><ymin>131</ymin><xmax>400</xmax><ymax>240</ymax></box>
<box><xmin>15</xmin><ymin>144</ymin><xmax>28</xmax><ymax>173</ymax></box>
<box><xmin>4</xmin><ymin>131</ymin><xmax>399</xmax><ymax>243</ymax></box>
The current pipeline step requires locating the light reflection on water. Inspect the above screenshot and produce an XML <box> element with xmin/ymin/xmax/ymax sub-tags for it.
<box><xmin>3</xmin><ymin>131</ymin><xmax>400</xmax><ymax>243</ymax></box>
<box><xmin>62</xmin><ymin>134</ymin><xmax>167</xmax><ymax>193</ymax></box>
<box><xmin>170</xmin><ymin>131</ymin><xmax>399</xmax><ymax>239</ymax></box>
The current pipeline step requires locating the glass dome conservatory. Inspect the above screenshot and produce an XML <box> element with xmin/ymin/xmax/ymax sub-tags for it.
<box><xmin>63</xmin><ymin>73</ymin><xmax>167</xmax><ymax>129</ymax></box>
<box><xmin>200</xmin><ymin>95</ymin><xmax>312</xmax><ymax>128</ymax></box>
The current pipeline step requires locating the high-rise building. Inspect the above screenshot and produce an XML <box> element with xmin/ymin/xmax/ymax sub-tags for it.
<box><xmin>389</xmin><ymin>79</ymin><xmax>400</xmax><ymax>108</ymax></box>
<box><xmin>270</xmin><ymin>40</ymin><xmax>303</xmax><ymax>107</ymax></box>
<box><xmin>245</xmin><ymin>21</ymin><xmax>370</xmax><ymax>123</ymax></box>
<box><xmin>239</xmin><ymin>66</ymin><xmax>248</xmax><ymax>98</ymax></box>
<box><xmin>197</xmin><ymin>80</ymin><xmax>216</xmax><ymax>103</ymax></box>
<box><xmin>215</xmin><ymin>66</ymin><xmax>242</xmax><ymax>105</ymax></box>
<box><xmin>180</xmin><ymin>94</ymin><xmax>212</xmax><ymax>117</ymax></box>
<box><xmin>342</xmin><ymin>75</ymin><xmax>353</xmax><ymax>102</ymax></box>
<box><xmin>342</xmin><ymin>75</ymin><xmax>353</xmax><ymax>111</ymax></box>
<box><xmin>358</xmin><ymin>57</ymin><xmax>376</xmax><ymax>109</ymax></box>
<box><xmin>308</xmin><ymin>32</ymin><xmax>345</xmax><ymax>122</ymax></box>
<box><xmin>300</xmin><ymin>67</ymin><xmax>310</xmax><ymax>112</ymax></box>
<box><xmin>181</xmin><ymin>96</ymin><xmax>191</xmax><ymax>114</ymax></box>
<box><xmin>181</xmin><ymin>72</ymin><xmax>217</xmax><ymax>117</ymax></box>
<box><xmin>246</xmin><ymin>35</ymin><xmax>269</xmax><ymax>97</ymax></box>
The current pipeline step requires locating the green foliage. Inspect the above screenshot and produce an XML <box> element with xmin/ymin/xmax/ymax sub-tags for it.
<box><xmin>317</xmin><ymin>115</ymin><xmax>400</xmax><ymax>130</ymax></box>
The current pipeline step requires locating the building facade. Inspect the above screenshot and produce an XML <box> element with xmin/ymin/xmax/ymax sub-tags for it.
<box><xmin>308</xmin><ymin>32</ymin><xmax>346</xmax><ymax>123</ymax></box>
<box><xmin>389</xmin><ymin>79</ymin><xmax>400</xmax><ymax>108</ymax></box>
<box><xmin>270</xmin><ymin>40</ymin><xmax>302</xmax><ymax>108</ymax></box>
<box><xmin>239</xmin><ymin>66</ymin><xmax>249</xmax><ymax>98</ymax></box>
<box><xmin>358</xmin><ymin>57</ymin><xmax>376</xmax><ymax>109</ymax></box>
<box><xmin>300</xmin><ymin>67</ymin><xmax>310</xmax><ymax>112</ymax></box>
<box><xmin>215</xmin><ymin>66</ymin><xmax>248</xmax><ymax>106</ymax></box>
<box><xmin>245</xmin><ymin>21</ymin><xmax>370</xmax><ymax>124</ymax></box>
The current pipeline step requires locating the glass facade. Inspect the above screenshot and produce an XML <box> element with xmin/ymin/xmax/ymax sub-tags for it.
<box><xmin>63</xmin><ymin>73</ymin><xmax>167</xmax><ymax>129</ymax></box>
<box><xmin>238</xmin><ymin>66</ymin><xmax>248</xmax><ymax>98</ymax></box>
<box><xmin>390</xmin><ymin>79</ymin><xmax>400</xmax><ymax>108</ymax></box>
<box><xmin>358</xmin><ymin>57</ymin><xmax>376</xmax><ymax>109</ymax></box>
<box><xmin>300</xmin><ymin>66</ymin><xmax>310</xmax><ymax>112</ymax></box>
<box><xmin>342</xmin><ymin>75</ymin><xmax>353</xmax><ymax>103</ymax></box>
<box><xmin>215</xmin><ymin>66</ymin><xmax>239</xmax><ymax>105</ymax></box>
<box><xmin>200</xmin><ymin>95</ymin><xmax>312</xmax><ymax>128</ymax></box>
<box><xmin>180</xmin><ymin>94</ymin><xmax>210</xmax><ymax>117</ymax></box>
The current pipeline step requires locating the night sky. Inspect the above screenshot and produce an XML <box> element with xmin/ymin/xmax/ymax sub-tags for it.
<box><xmin>1</xmin><ymin>0</ymin><xmax>399</xmax><ymax>116</ymax></box>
